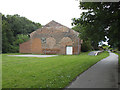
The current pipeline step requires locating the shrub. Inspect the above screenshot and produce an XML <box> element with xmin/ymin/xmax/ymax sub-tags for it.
<box><xmin>81</xmin><ymin>41</ymin><xmax>92</xmax><ymax>52</ymax></box>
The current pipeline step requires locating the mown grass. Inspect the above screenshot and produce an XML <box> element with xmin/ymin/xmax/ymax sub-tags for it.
<box><xmin>115</xmin><ymin>52</ymin><xmax>120</xmax><ymax>64</ymax></box>
<box><xmin>118</xmin><ymin>53</ymin><xmax>120</xmax><ymax>64</ymax></box>
<box><xmin>2</xmin><ymin>52</ymin><xmax>109</xmax><ymax>88</ymax></box>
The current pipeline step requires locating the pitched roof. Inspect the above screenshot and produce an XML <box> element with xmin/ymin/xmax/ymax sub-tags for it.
<box><xmin>44</xmin><ymin>20</ymin><xmax>63</xmax><ymax>27</ymax></box>
<box><xmin>30</xmin><ymin>20</ymin><xmax>79</xmax><ymax>37</ymax></box>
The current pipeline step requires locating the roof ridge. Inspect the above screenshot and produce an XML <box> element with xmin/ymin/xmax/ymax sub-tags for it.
<box><xmin>44</xmin><ymin>20</ymin><xmax>63</xmax><ymax>27</ymax></box>
<box><xmin>29</xmin><ymin>20</ymin><xmax>79</xmax><ymax>37</ymax></box>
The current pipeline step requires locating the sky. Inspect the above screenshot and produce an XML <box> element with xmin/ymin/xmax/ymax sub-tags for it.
<box><xmin>0</xmin><ymin>0</ymin><xmax>82</xmax><ymax>28</ymax></box>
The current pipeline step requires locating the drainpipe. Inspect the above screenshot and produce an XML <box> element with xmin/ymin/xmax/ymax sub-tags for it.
<box><xmin>45</xmin><ymin>42</ymin><xmax>46</xmax><ymax>55</ymax></box>
<box><xmin>78</xmin><ymin>38</ymin><xmax>79</xmax><ymax>55</ymax></box>
<box><xmin>44</xmin><ymin>39</ymin><xmax>46</xmax><ymax>55</ymax></box>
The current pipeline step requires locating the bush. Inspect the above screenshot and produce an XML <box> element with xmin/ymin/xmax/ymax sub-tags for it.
<box><xmin>81</xmin><ymin>41</ymin><xmax>92</xmax><ymax>52</ymax></box>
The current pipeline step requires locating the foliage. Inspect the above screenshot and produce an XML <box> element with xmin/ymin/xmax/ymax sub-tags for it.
<box><xmin>14</xmin><ymin>34</ymin><xmax>30</xmax><ymax>45</ymax></box>
<box><xmin>2</xmin><ymin>14</ymin><xmax>42</xmax><ymax>53</ymax></box>
<box><xmin>81</xmin><ymin>40</ymin><xmax>92</xmax><ymax>52</ymax></box>
<box><xmin>72</xmin><ymin>24</ymin><xmax>94</xmax><ymax>51</ymax></box>
<box><xmin>114</xmin><ymin>51</ymin><xmax>120</xmax><ymax>64</ymax></box>
<box><xmin>72</xmin><ymin>2</ymin><xmax>120</xmax><ymax>50</ymax></box>
<box><xmin>118</xmin><ymin>52</ymin><xmax>120</xmax><ymax>64</ymax></box>
<box><xmin>13</xmin><ymin>34</ymin><xmax>30</xmax><ymax>52</ymax></box>
<box><xmin>2</xmin><ymin>19</ymin><xmax>15</xmax><ymax>53</ymax></box>
<box><xmin>101</xmin><ymin>44</ymin><xmax>110</xmax><ymax>50</ymax></box>
<box><xmin>2</xmin><ymin>52</ymin><xmax>109</xmax><ymax>88</ymax></box>
<box><xmin>72</xmin><ymin>24</ymin><xmax>89</xmax><ymax>41</ymax></box>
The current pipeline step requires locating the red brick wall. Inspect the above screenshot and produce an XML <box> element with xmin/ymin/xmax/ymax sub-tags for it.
<box><xmin>31</xmin><ymin>38</ymin><xmax>42</xmax><ymax>54</ymax></box>
<box><xmin>42</xmin><ymin>48</ymin><xmax>60</xmax><ymax>54</ymax></box>
<box><xmin>73</xmin><ymin>45</ymin><xmax>81</xmax><ymax>55</ymax></box>
<box><xmin>19</xmin><ymin>40</ymin><xmax>31</xmax><ymax>53</ymax></box>
<box><xmin>19</xmin><ymin>38</ymin><xmax>81</xmax><ymax>55</ymax></box>
<box><xmin>20</xmin><ymin>22</ymin><xmax>82</xmax><ymax>55</ymax></box>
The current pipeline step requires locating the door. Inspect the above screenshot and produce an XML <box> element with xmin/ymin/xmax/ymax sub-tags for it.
<box><xmin>66</xmin><ymin>46</ymin><xmax>73</xmax><ymax>55</ymax></box>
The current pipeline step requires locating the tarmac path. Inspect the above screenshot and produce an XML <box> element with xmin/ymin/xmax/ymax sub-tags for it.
<box><xmin>67</xmin><ymin>52</ymin><xmax>118</xmax><ymax>88</ymax></box>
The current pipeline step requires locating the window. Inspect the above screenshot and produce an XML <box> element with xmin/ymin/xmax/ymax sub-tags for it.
<box><xmin>41</xmin><ymin>37</ymin><xmax>46</xmax><ymax>43</ymax></box>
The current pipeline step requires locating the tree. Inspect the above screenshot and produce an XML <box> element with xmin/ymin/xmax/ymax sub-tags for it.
<box><xmin>5</xmin><ymin>14</ymin><xmax>42</xmax><ymax>36</ymax></box>
<box><xmin>101</xmin><ymin>44</ymin><xmax>110</xmax><ymax>50</ymax></box>
<box><xmin>12</xmin><ymin>34</ymin><xmax>30</xmax><ymax>52</ymax></box>
<box><xmin>2</xmin><ymin>18</ymin><xmax>15</xmax><ymax>53</ymax></box>
<box><xmin>2</xmin><ymin>14</ymin><xmax>42</xmax><ymax>53</ymax></box>
<box><xmin>72</xmin><ymin>2</ymin><xmax>120</xmax><ymax>50</ymax></box>
<box><xmin>72</xmin><ymin>24</ymin><xmax>93</xmax><ymax>51</ymax></box>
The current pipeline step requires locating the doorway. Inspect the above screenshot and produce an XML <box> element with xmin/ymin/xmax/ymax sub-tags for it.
<box><xmin>66</xmin><ymin>46</ymin><xmax>73</xmax><ymax>55</ymax></box>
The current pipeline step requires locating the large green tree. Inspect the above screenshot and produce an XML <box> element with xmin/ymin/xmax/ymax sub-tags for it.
<box><xmin>2</xmin><ymin>14</ymin><xmax>42</xmax><ymax>53</ymax></box>
<box><xmin>4</xmin><ymin>14</ymin><xmax>42</xmax><ymax>36</ymax></box>
<box><xmin>2</xmin><ymin>19</ymin><xmax>15</xmax><ymax>53</ymax></box>
<box><xmin>72</xmin><ymin>24</ymin><xmax>93</xmax><ymax>51</ymax></box>
<box><xmin>72</xmin><ymin>2</ymin><xmax>120</xmax><ymax>50</ymax></box>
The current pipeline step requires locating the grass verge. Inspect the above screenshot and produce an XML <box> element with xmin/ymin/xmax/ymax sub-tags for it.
<box><xmin>116</xmin><ymin>51</ymin><xmax>120</xmax><ymax>88</ymax></box>
<box><xmin>114</xmin><ymin>52</ymin><xmax>120</xmax><ymax>64</ymax></box>
<box><xmin>118</xmin><ymin>54</ymin><xmax>120</xmax><ymax>64</ymax></box>
<box><xmin>2</xmin><ymin>52</ymin><xmax>109</xmax><ymax>88</ymax></box>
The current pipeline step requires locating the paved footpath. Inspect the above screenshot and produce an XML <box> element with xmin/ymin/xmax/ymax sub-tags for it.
<box><xmin>67</xmin><ymin>52</ymin><xmax>118</xmax><ymax>88</ymax></box>
<box><xmin>8</xmin><ymin>55</ymin><xmax>58</xmax><ymax>57</ymax></box>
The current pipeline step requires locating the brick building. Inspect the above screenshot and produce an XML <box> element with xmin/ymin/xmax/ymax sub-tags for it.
<box><xmin>19</xmin><ymin>20</ymin><xmax>82</xmax><ymax>55</ymax></box>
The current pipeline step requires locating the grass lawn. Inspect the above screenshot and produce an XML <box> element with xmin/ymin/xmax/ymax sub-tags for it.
<box><xmin>2</xmin><ymin>52</ymin><xmax>109</xmax><ymax>88</ymax></box>
<box><xmin>115</xmin><ymin>52</ymin><xmax>120</xmax><ymax>64</ymax></box>
<box><xmin>118</xmin><ymin>53</ymin><xmax>120</xmax><ymax>64</ymax></box>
